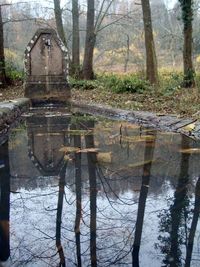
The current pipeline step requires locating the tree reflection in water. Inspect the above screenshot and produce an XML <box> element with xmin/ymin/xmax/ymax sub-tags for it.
<box><xmin>0</xmin><ymin>141</ymin><xmax>10</xmax><ymax>263</ymax></box>
<box><xmin>185</xmin><ymin>177</ymin><xmax>200</xmax><ymax>267</ymax></box>
<box><xmin>56</xmin><ymin>162</ymin><xmax>67</xmax><ymax>267</ymax></box>
<box><xmin>156</xmin><ymin>135</ymin><xmax>200</xmax><ymax>267</ymax></box>
<box><xmin>132</xmin><ymin>131</ymin><xmax>157</xmax><ymax>267</ymax></box>
<box><xmin>73</xmin><ymin>124</ymin><xmax>82</xmax><ymax>267</ymax></box>
<box><xmin>1</xmin><ymin>111</ymin><xmax>200</xmax><ymax>266</ymax></box>
<box><xmin>85</xmin><ymin>121</ymin><xmax>97</xmax><ymax>267</ymax></box>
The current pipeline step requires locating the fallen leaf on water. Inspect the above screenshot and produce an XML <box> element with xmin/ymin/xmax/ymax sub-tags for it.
<box><xmin>97</xmin><ymin>152</ymin><xmax>112</xmax><ymax>163</ymax></box>
<box><xmin>156</xmin><ymin>113</ymin><xmax>166</xmax><ymax>117</ymax></box>
<box><xmin>179</xmin><ymin>148</ymin><xmax>200</xmax><ymax>154</ymax></box>
<box><xmin>128</xmin><ymin>159</ymin><xmax>156</xmax><ymax>168</ymax></box>
<box><xmin>182</xmin><ymin>123</ymin><xmax>196</xmax><ymax>132</ymax></box>
<box><xmin>109</xmin><ymin>133</ymin><xmax>120</xmax><ymax>139</ymax></box>
<box><xmin>77</xmin><ymin>148</ymin><xmax>100</xmax><ymax>153</ymax></box>
<box><xmin>59</xmin><ymin>146</ymin><xmax>79</xmax><ymax>153</ymax></box>
<box><xmin>140</xmin><ymin>129</ymin><xmax>157</xmax><ymax>133</ymax></box>
<box><xmin>122</xmin><ymin>135</ymin><xmax>156</xmax><ymax>143</ymax></box>
<box><xmin>64</xmin><ymin>155</ymin><xmax>74</xmax><ymax>161</ymax></box>
<box><xmin>67</xmin><ymin>129</ymin><xmax>93</xmax><ymax>135</ymax></box>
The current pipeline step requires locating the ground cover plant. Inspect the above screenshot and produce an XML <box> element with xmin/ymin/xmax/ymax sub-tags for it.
<box><xmin>70</xmin><ymin>71</ymin><xmax>200</xmax><ymax>119</ymax></box>
<box><xmin>1</xmin><ymin>70</ymin><xmax>200</xmax><ymax>120</ymax></box>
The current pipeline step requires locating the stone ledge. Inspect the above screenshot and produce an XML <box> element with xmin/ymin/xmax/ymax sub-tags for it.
<box><xmin>71</xmin><ymin>100</ymin><xmax>200</xmax><ymax>140</ymax></box>
<box><xmin>0</xmin><ymin>98</ymin><xmax>30</xmax><ymax>144</ymax></box>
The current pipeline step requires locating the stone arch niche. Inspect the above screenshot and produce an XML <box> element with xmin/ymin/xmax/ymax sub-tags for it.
<box><xmin>24</xmin><ymin>28</ymin><xmax>70</xmax><ymax>105</ymax></box>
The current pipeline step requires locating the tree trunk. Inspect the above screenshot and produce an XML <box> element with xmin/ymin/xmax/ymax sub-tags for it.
<box><xmin>82</xmin><ymin>0</ymin><xmax>96</xmax><ymax>80</ymax></box>
<box><xmin>180</xmin><ymin>0</ymin><xmax>195</xmax><ymax>87</ymax></box>
<box><xmin>124</xmin><ymin>34</ymin><xmax>130</xmax><ymax>73</ymax></box>
<box><xmin>53</xmin><ymin>0</ymin><xmax>66</xmax><ymax>46</ymax></box>
<box><xmin>72</xmin><ymin>0</ymin><xmax>80</xmax><ymax>78</ymax></box>
<box><xmin>141</xmin><ymin>0</ymin><xmax>159</xmax><ymax>85</ymax></box>
<box><xmin>0</xmin><ymin>6</ymin><xmax>6</xmax><ymax>88</ymax></box>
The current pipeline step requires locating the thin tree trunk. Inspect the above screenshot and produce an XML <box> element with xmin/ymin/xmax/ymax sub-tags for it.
<box><xmin>141</xmin><ymin>0</ymin><xmax>159</xmax><ymax>85</ymax></box>
<box><xmin>53</xmin><ymin>0</ymin><xmax>67</xmax><ymax>46</ymax></box>
<box><xmin>181</xmin><ymin>0</ymin><xmax>195</xmax><ymax>87</ymax></box>
<box><xmin>124</xmin><ymin>34</ymin><xmax>130</xmax><ymax>73</ymax></box>
<box><xmin>72</xmin><ymin>0</ymin><xmax>80</xmax><ymax>78</ymax></box>
<box><xmin>132</xmin><ymin>132</ymin><xmax>157</xmax><ymax>267</ymax></box>
<box><xmin>0</xmin><ymin>6</ymin><xmax>6</xmax><ymax>88</ymax></box>
<box><xmin>82</xmin><ymin>0</ymin><xmax>96</xmax><ymax>80</ymax></box>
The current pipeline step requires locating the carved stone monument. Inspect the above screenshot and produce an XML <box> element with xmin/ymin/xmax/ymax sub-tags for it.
<box><xmin>24</xmin><ymin>28</ymin><xmax>70</xmax><ymax>104</ymax></box>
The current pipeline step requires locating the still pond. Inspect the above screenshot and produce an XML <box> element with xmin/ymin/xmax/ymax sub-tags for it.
<box><xmin>0</xmin><ymin>108</ymin><xmax>200</xmax><ymax>267</ymax></box>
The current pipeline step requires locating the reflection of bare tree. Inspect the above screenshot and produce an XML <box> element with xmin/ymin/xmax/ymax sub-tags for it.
<box><xmin>185</xmin><ymin>177</ymin><xmax>200</xmax><ymax>267</ymax></box>
<box><xmin>73</xmin><ymin>128</ymin><xmax>82</xmax><ymax>267</ymax></box>
<box><xmin>56</xmin><ymin>163</ymin><xmax>67</xmax><ymax>267</ymax></box>
<box><xmin>157</xmin><ymin>136</ymin><xmax>191</xmax><ymax>267</ymax></box>
<box><xmin>85</xmin><ymin>121</ymin><xmax>97</xmax><ymax>267</ymax></box>
<box><xmin>0</xmin><ymin>141</ymin><xmax>10</xmax><ymax>262</ymax></box>
<box><xmin>166</xmin><ymin>136</ymin><xmax>190</xmax><ymax>267</ymax></box>
<box><xmin>132</xmin><ymin>132</ymin><xmax>157</xmax><ymax>267</ymax></box>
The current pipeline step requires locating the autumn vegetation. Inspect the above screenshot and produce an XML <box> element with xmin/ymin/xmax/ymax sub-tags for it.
<box><xmin>0</xmin><ymin>0</ymin><xmax>200</xmax><ymax>118</ymax></box>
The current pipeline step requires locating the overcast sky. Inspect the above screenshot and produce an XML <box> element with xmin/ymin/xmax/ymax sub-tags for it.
<box><xmin>9</xmin><ymin>0</ymin><xmax>178</xmax><ymax>9</ymax></box>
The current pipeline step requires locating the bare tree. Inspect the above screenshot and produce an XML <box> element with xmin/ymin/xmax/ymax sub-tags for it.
<box><xmin>0</xmin><ymin>3</ymin><xmax>10</xmax><ymax>88</ymax></box>
<box><xmin>82</xmin><ymin>0</ymin><xmax>96</xmax><ymax>80</ymax></box>
<box><xmin>72</xmin><ymin>0</ymin><xmax>80</xmax><ymax>78</ymax></box>
<box><xmin>141</xmin><ymin>0</ymin><xmax>159</xmax><ymax>85</ymax></box>
<box><xmin>0</xmin><ymin>1</ymin><xmax>37</xmax><ymax>88</ymax></box>
<box><xmin>53</xmin><ymin>0</ymin><xmax>67</xmax><ymax>46</ymax></box>
<box><xmin>179</xmin><ymin>0</ymin><xmax>195</xmax><ymax>87</ymax></box>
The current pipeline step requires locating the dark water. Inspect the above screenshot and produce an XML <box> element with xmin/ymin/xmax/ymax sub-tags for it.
<box><xmin>0</xmin><ymin>108</ymin><xmax>200</xmax><ymax>267</ymax></box>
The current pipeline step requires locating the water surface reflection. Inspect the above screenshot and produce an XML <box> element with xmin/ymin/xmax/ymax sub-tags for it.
<box><xmin>0</xmin><ymin>109</ymin><xmax>200</xmax><ymax>266</ymax></box>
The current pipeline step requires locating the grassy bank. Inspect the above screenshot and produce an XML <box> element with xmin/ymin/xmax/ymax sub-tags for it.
<box><xmin>71</xmin><ymin>71</ymin><xmax>200</xmax><ymax>119</ymax></box>
<box><xmin>1</xmin><ymin>71</ymin><xmax>200</xmax><ymax>120</ymax></box>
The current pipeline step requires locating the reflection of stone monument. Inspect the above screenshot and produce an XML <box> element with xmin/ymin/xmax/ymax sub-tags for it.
<box><xmin>26</xmin><ymin>112</ymin><xmax>71</xmax><ymax>176</ymax></box>
<box><xmin>24</xmin><ymin>28</ymin><xmax>70</xmax><ymax>104</ymax></box>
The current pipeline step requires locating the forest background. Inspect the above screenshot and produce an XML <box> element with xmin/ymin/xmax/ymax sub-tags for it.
<box><xmin>0</xmin><ymin>0</ymin><xmax>200</xmax><ymax>118</ymax></box>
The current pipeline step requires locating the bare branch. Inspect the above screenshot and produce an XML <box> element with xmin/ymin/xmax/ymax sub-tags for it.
<box><xmin>3</xmin><ymin>17</ymin><xmax>36</xmax><ymax>25</ymax></box>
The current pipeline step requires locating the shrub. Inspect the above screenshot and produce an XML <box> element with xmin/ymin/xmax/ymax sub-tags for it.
<box><xmin>69</xmin><ymin>78</ymin><xmax>98</xmax><ymax>90</ymax></box>
<box><xmin>5</xmin><ymin>63</ymin><xmax>24</xmax><ymax>84</ymax></box>
<box><xmin>100</xmin><ymin>74</ymin><xmax>150</xmax><ymax>93</ymax></box>
<box><xmin>4</xmin><ymin>48</ymin><xmax>24</xmax><ymax>84</ymax></box>
<box><xmin>159</xmin><ymin>72</ymin><xmax>183</xmax><ymax>95</ymax></box>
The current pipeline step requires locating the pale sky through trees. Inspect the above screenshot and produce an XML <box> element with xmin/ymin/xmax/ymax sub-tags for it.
<box><xmin>8</xmin><ymin>0</ymin><xmax>178</xmax><ymax>9</ymax></box>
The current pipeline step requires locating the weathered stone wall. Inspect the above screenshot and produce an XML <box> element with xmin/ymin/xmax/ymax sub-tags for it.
<box><xmin>0</xmin><ymin>98</ymin><xmax>30</xmax><ymax>144</ymax></box>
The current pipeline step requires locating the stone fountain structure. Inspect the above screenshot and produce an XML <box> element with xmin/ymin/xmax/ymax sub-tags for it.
<box><xmin>24</xmin><ymin>28</ymin><xmax>70</xmax><ymax>105</ymax></box>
